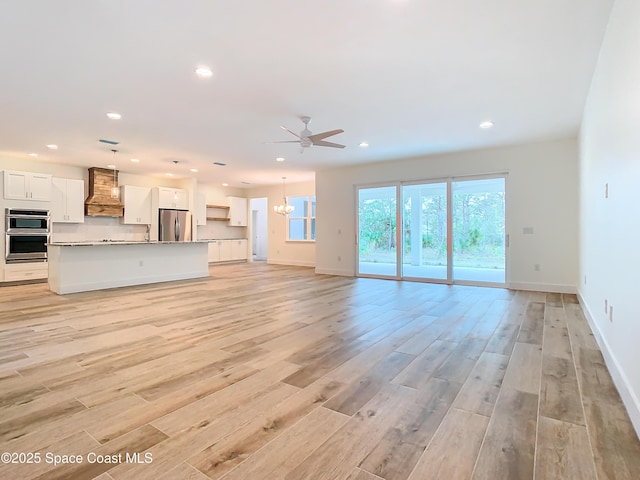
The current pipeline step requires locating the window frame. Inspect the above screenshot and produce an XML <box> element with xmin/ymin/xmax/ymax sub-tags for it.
<box><xmin>286</xmin><ymin>195</ymin><xmax>316</xmax><ymax>242</ymax></box>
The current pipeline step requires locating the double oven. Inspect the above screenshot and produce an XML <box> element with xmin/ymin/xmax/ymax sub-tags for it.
<box><xmin>5</xmin><ymin>208</ymin><xmax>49</xmax><ymax>263</ymax></box>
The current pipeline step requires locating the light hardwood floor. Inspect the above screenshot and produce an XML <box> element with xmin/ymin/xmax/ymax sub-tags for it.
<box><xmin>1</xmin><ymin>263</ymin><xmax>639</xmax><ymax>480</ymax></box>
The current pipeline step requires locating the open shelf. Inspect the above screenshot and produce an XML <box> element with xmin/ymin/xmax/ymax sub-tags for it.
<box><xmin>206</xmin><ymin>217</ymin><xmax>229</xmax><ymax>221</ymax></box>
<box><xmin>206</xmin><ymin>204</ymin><xmax>229</xmax><ymax>209</ymax></box>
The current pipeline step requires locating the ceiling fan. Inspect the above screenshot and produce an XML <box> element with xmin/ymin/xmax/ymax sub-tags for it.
<box><xmin>274</xmin><ymin>116</ymin><xmax>345</xmax><ymax>151</ymax></box>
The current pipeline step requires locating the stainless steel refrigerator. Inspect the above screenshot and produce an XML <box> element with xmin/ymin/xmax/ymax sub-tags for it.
<box><xmin>158</xmin><ymin>209</ymin><xmax>191</xmax><ymax>242</ymax></box>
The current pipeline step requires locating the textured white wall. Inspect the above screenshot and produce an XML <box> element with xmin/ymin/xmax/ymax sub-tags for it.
<box><xmin>316</xmin><ymin>138</ymin><xmax>579</xmax><ymax>293</ymax></box>
<box><xmin>579</xmin><ymin>0</ymin><xmax>640</xmax><ymax>435</ymax></box>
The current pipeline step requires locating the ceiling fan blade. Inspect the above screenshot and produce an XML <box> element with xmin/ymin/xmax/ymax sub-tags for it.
<box><xmin>308</xmin><ymin>129</ymin><xmax>344</xmax><ymax>142</ymax></box>
<box><xmin>313</xmin><ymin>140</ymin><xmax>345</xmax><ymax>148</ymax></box>
<box><xmin>280</xmin><ymin>126</ymin><xmax>302</xmax><ymax>139</ymax></box>
<box><xmin>271</xmin><ymin>140</ymin><xmax>302</xmax><ymax>144</ymax></box>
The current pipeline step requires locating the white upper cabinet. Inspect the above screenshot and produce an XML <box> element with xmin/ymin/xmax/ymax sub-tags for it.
<box><xmin>51</xmin><ymin>177</ymin><xmax>85</xmax><ymax>223</ymax></box>
<box><xmin>4</xmin><ymin>170</ymin><xmax>52</xmax><ymax>201</ymax></box>
<box><xmin>121</xmin><ymin>185</ymin><xmax>152</xmax><ymax>225</ymax></box>
<box><xmin>227</xmin><ymin>196</ymin><xmax>247</xmax><ymax>226</ymax></box>
<box><xmin>157</xmin><ymin>187</ymin><xmax>189</xmax><ymax>210</ymax></box>
<box><xmin>195</xmin><ymin>192</ymin><xmax>207</xmax><ymax>226</ymax></box>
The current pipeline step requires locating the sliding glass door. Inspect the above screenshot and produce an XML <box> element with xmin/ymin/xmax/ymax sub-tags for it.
<box><xmin>402</xmin><ymin>182</ymin><xmax>448</xmax><ymax>281</ymax></box>
<box><xmin>452</xmin><ymin>177</ymin><xmax>506</xmax><ymax>283</ymax></box>
<box><xmin>357</xmin><ymin>175</ymin><xmax>506</xmax><ymax>286</ymax></box>
<box><xmin>357</xmin><ymin>185</ymin><xmax>398</xmax><ymax>277</ymax></box>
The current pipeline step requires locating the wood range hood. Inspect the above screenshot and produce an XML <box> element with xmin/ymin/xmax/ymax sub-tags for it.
<box><xmin>84</xmin><ymin>167</ymin><xmax>124</xmax><ymax>217</ymax></box>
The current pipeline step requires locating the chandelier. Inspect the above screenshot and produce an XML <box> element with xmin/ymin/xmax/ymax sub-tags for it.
<box><xmin>274</xmin><ymin>176</ymin><xmax>294</xmax><ymax>215</ymax></box>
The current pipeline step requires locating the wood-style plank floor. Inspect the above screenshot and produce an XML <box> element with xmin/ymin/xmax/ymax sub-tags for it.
<box><xmin>1</xmin><ymin>262</ymin><xmax>639</xmax><ymax>480</ymax></box>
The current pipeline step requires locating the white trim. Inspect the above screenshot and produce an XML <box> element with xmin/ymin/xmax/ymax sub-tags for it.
<box><xmin>315</xmin><ymin>267</ymin><xmax>354</xmax><ymax>277</ymax></box>
<box><xmin>578</xmin><ymin>293</ymin><xmax>640</xmax><ymax>439</ymax></box>
<box><xmin>508</xmin><ymin>282</ymin><xmax>577</xmax><ymax>294</ymax></box>
<box><xmin>267</xmin><ymin>258</ymin><xmax>315</xmax><ymax>268</ymax></box>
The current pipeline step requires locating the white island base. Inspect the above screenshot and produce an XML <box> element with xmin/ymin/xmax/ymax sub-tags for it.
<box><xmin>48</xmin><ymin>242</ymin><xmax>209</xmax><ymax>294</ymax></box>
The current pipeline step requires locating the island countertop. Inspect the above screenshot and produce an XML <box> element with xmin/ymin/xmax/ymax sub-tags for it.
<box><xmin>48</xmin><ymin>241</ymin><xmax>209</xmax><ymax>294</ymax></box>
<box><xmin>49</xmin><ymin>240</ymin><xmax>210</xmax><ymax>246</ymax></box>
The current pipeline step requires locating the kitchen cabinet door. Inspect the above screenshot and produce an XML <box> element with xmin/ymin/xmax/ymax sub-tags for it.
<box><xmin>121</xmin><ymin>185</ymin><xmax>152</xmax><ymax>224</ymax></box>
<box><xmin>174</xmin><ymin>189</ymin><xmax>189</xmax><ymax>210</ymax></box>
<box><xmin>157</xmin><ymin>187</ymin><xmax>189</xmax><ymax>210</ymax></box>
<box><xmin>51</xmin><ymin>178</ymin><xmax>84</xmax><ymax>223</ymax></box>
<box><xmin>231</xmin><ymin>239</ymin><xmax>247</xmax><ymax>261</ymax></box>
<box><xmin>227</xmin><ymin>196</ymin><xmax>247</xmax><ymax>226</ymax></box>
<box><xmin>3</xmin><ymin>170</ymin><xmax>52</xmax><ymax>201</ymax></box>
<box><xmin>208</xmin><ymin>241</ymin><xmax>220</xmax><ymax>262</ymax></box>
<box><xmin>29</xmin><ymin>173</ymin><xmax>53</xmax><ymax>201</ymax></box>
<box><xmin>218</xmin><ymin>240</ymin><xmax>233</xmax><ymax>261</ymax></box>
<box><xmin>195</xmin><ymin>193</ymin><xmax>207</xmax><ymax>226</ymax></box>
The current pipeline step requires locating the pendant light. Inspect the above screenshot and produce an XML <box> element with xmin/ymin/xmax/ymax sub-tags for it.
<box><xmin>110</xmin><ymin>149</ymin><xmax>119</xmax><ymax>199</ymax></box>
<box><xmin>273</xmin><ymin>176</ymin><xmax>294</xmax><ymax>215</ymax></box>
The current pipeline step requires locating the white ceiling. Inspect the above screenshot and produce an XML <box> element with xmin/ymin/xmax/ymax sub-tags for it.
<box><xmin>0</xmin><ymin>0</ymin><xmax>614</xmax><ymax>187</ymax></box>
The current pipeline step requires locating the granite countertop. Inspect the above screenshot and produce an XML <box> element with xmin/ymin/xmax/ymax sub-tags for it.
<box><xmin>200</xmin><ymin>238</ymin><xmax>248</xmax><ymax>241</ymax></box>
<box><xmin>49</xmin><ymin>240</ymin><xmax>210</xmax><ymax>246</ymax></box>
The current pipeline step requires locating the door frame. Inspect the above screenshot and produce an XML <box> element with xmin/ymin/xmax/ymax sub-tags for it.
<box><xmin>355</xmin><ymin>172</ymin><xmax>509</xmax><ymax>287</ymax></box>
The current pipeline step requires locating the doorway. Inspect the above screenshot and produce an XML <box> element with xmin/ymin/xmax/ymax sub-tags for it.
<box><xmin>357</xmin><ymin>175</ymin><xmax>506</xmax><ymax>286</ymax></box>
<box><xmin>250</xmin><ymin>197</ymin><xmax>268</xmax><ymax>261</ymax></box>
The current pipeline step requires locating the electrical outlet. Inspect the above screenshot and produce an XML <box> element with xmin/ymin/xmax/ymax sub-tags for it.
<box><xmin>584</xmin><ymin>275</ymin><xmax>587</xmax><ymax>285</ymax></box>
<box><xmin>337</xmin><ymin>256</ymin><xmax>341</xmax><ymax>261</ymax></box>
<box><xmin>609</xmin><ymin>305</ymin><xmax>614</xmax><ymax>322</ymax></box>
<box><xmin>605</xmin><ymin>183</ymin><xmax>609</xmax><ymax>198</ymax></box>
<box><xmin>534</xmin><ymin>264</ymin><xmax>540</xmax><ymax>271</ymax></box>
<box><xmin>139</xmin><ymin>260</ymin><xmax>144</xmax><ymax>267</ymax></box>
<box><xmin>605</xmin><ymin>299</ymin><xmax>608</xmax><ymax>314</ymax></box>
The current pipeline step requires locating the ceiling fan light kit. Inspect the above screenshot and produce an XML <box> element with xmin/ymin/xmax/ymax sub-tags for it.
<box><xmin>273</xmin><ymin>116</ymin><xmax>345</xmax><ymax>151</ymax></box>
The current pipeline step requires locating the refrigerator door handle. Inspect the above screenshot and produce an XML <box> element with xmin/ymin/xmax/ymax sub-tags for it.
<box><xmin>175</xmin><ymin>216</ymin><xmax>180</xmax><ymax>241</ymax></box>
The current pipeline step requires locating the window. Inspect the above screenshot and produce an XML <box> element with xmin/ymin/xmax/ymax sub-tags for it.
<box><xmin>288</xmin><ymin>195</ymin><xmax>316</xmax><ymax>241</ymax></box>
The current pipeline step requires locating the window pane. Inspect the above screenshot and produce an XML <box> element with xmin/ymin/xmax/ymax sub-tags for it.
<box><xmin>289</xmin><ymin>219</ymin><xmax>307</xmax><ymax>240</ymax></box>
<box><xmin>311</xmin><ymin>196</ymin><xmax>316</xmax><ymax>216</ymax></box>
<box><xmin>289</xmin><ymin>197</ymin><xmax>306</xmax><ymax>218</ymax></box>
<box><xmin>310</xmin><ymin>218</ymin><xmax>316</xmax><ymax>240</ymax></box>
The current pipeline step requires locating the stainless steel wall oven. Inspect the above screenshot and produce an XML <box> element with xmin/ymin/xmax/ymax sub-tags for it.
<box><xmin>5</xmin><ymin>208</ymin><xmax>50</xmax><ymax>263</ymax></box>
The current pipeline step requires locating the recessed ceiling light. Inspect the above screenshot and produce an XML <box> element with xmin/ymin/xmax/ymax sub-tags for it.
<box><xmin>46</xmin><ymin>144</ymin><xmax>58</xmax><ymax>150</ymax></box>
<box><xmin>28</xmin><ymin>153</ymin><xmax>38</xmax><ymax>157</ymax></box>
<box><xmin>479</xmin><ymin>120</ymin><xmax>494</xmax><ymax>129</ymax></box>
<box><xmin>276</xmin><ymin>157</ymin><xmax>285</xmax><ymax>162</ymax></box>
<box><xmin>359</xmin><ymin>142</ymin><xmax>369</xmax><ymax>148</ymax></box>
<box><xmin>213</xmin><ymin>162</ymin><xmax>227</xmax><ymax>166</ymax></box>
<box><xmin>190</xmin><ymin>168</ymin><xmax>198</xmax><ymax>173</ymax></box>
<box><xmin>130</xmin><ymin>158</ymin><xmax>140</xmax><ymax>163</ymax></box>
<box><xmin>165</xmin><ymin>173</ymin><xmax>174</xmax><ymax>176</ymax></box>
<box><xmin>106</xmin><ymin>164</ymin><xmax>116</xmax><ymax>169</ymax></box>
<box><xmin>222</xmin><ymin>183</ymin><xmax>228</xmax><ymax>187</ymax></box>
<box><xmin>195</xmin><ymin>66</ymin><xmax>213</xmax><ymax>78</ymax></box>
<box><xmin>106</xmin><ymin>112</ymin><xmax>122</xmax><ymax>120</ymax></box>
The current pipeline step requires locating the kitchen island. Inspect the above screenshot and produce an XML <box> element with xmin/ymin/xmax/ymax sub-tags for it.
<box><xmin>48</xmin><ymin>241</ymin><xmax>209</xmax><ymax>294</ymax></box>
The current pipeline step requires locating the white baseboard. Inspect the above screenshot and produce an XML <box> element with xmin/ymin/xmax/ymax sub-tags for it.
<box><xmin>578</xmin><ymin>292</ymin><xmax>640</xmax><ymax>439</ymax></box>
<box><xmin>314</xmin><ymin>267</ymin><xmax>355</xmax><ymax>277</ymax></box>
<box><xmin>267</xmin><ymin>259</ymin><xmax>315</xmax><ymax>268</ymax></box>
<box><xmin>508</xmin><ymin>282</ymin><xmax>577</xmax><ymax>294</ymax></box>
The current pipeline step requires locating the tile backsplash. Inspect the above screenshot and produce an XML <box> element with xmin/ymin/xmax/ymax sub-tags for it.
<box><xmin>51</xmin><ymin>217</ymin><xmax>147</xmax><ymax>243</ymax></box>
